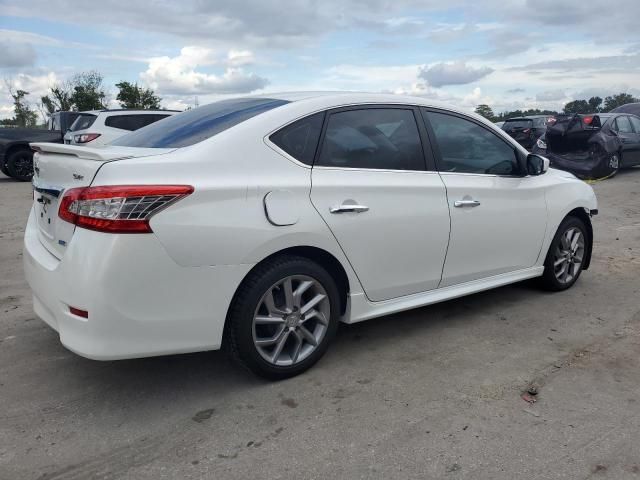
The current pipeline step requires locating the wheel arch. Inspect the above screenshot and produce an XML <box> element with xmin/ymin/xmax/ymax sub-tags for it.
<box><xmin>235</xmin><ymin>246</ymin><xmax>351</xmax><ymax>316</ymax></box>
<box><xmin>560</xmin><ymin>207</ymin><xmax>594</xmax><ymax>270</ymax></box>
<box><xmin>4</xmin><ymin>142</ymin><xmax>32</xmax><ymax>160</ymax></box>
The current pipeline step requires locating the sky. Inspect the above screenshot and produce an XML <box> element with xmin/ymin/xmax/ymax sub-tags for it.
<box><xmin>1</xmin><ymin>0</ymin><xmax>639</xmax><ymax>120</ymax></box>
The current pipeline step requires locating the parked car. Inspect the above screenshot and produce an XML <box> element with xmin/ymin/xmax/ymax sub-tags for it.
<box><xmin>63</xmin><ymin>109</ymin><xmax>178</xmax><ymax>146</ymax></box>
<box><xmin>501</xmin><ymin>115</ymin><xmax>553</xmax><ymax>150</ymax></box>
<box><xmin>24</xmin><ymin>93</ymin><xmax>597</xmax><ymax>379</ymax></box>
<box><xmin>610</xmin><ymin>102</ymin><xmax>640</xmax><ymax>117</ymax></box>
<box><xmin>0</xmin><ymin>111</ymin><xmax>83</xmax><ymax>181</ymax></box>
<box><xmin>533</xmin><ymin>113</ymin><xmax>640</xmax><ymax>178</ymax></box>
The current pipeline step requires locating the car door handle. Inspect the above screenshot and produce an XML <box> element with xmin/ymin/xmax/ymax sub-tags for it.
<box><xmin>330</xmin><ymin>203</ymin><xmax>369</xmax><ymax>214</ymax></box>
<box><xmin>454</xmin><ymin>200</ymin><xmax>481</xmax><ymax>208</ymax></box>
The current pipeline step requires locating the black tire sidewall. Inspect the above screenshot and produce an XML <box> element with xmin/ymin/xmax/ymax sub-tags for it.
<box><xmin>6</xmin><ymin>149</ymin><xmax>34</xmax><ymax>181</ymax></box>
<box><xmin>228</xmin><ymin>256</ymin><xmax>340</xmax><ymax>379</ymax></box>
<box><xmin>542</xmin><ymin>216</ymin><xmax>588</xmax><ymax>291</ymax></box>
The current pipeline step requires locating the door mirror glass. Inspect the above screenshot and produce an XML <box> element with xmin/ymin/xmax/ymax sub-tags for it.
<box><xmin>527</xmin><ymin>154</ymin><xmax>549</xmax><ymax>175</ymax></box>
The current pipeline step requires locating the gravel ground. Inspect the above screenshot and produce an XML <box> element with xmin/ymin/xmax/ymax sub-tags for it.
<box><xmin>1</xmin><ymin>168</ymin><xmax>639</xmax><ymax>480</ymax></box>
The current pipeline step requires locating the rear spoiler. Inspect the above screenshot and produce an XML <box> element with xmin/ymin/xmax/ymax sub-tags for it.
<box><xmin>30</xmin><ymin>142</ymin><xmax>136</xmax><ymax>162</ymax></box>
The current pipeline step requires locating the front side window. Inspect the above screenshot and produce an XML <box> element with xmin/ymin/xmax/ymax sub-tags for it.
<box><xmin>270</xmin><ymin>112</ymin><xmax>324</xmax><ymax>165</ymax></box>
<box><xmin>425</xmin><ymin>110</ymin><xmax>519</xmax><ymax>175</ymax></box>
<box><xmin>316</xmin><ymin>108</ymin><xmax>425</xmax><ymax>170</ymax></box>
<box><xmin>112</xmin><ymin>98</ymin><xmax>289</xmax><ymax>148</ymax></box>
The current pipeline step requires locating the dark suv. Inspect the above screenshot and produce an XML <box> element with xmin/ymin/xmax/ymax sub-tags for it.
<box><xmin>501</xmin><ymin>115</ymin><xmax>552</xmax><ymax>150</ymax></box>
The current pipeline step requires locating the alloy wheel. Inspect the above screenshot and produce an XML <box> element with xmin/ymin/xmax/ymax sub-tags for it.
<box><xmin>552</xmin><ymin>227</ymin><xmax>585</xmax><ymax>284</ymax></box>
<box><xmin>252</xmin><ymin>275</ymin><xmax>331</xmax><ymax>366</ymax></box>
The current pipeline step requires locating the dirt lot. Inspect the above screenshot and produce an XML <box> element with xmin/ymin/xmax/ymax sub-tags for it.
<box><xmin>1</xmin><ymin>168</ymin><xmax>639</xmax><ymax>480</ymax></box>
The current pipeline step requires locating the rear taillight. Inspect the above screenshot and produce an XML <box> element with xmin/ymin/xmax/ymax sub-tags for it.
<box><xmin>583</xmin><ymin>116</ymin><xmax>594</xmax><ymax>125</ymax></box>
<box><xmin>74</xmin><ymin>133</ymin><xmax>101</xmax><ymax>144</ymax></box>
<box><xmin>523</xmin><ymin>128</ymin><xmax>531</xmax><ymax>134</ymax></box>
<box><xmin>58</xmin><ymin>185</ymin><xmax>194</xmax><ymax>233</ymax></box>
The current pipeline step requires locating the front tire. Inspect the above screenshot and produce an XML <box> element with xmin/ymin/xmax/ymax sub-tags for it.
<box><xmin>226</xmin><ymin>255</ymin><xmax>340</xmax><ymax>380</ymax></box>
<box><xmin>6</xmin><ymin>148</ymin><xmax>34</xmax><ymax>181</ymax></box>
<box><xmin>540</xmin><ymin>216</ymin><xmax>588</xmax><ymax>291</ymax></box>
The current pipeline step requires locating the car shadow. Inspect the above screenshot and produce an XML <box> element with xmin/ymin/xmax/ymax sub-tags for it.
<box><xmin>36</xmin><ymin>279</ymin><xmax>545</xmax><ymax>403</ymax></box>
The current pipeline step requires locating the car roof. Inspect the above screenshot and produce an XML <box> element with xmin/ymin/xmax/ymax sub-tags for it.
<box><xmin>244</xmin><ymin>91</ymin><xmax>488</xmax><ymax>121</ymax></box>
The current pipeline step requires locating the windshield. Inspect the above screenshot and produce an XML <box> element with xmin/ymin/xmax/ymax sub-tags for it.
<box><xmin>111</xmin><ymin>98</ymin><xmax>289</xmax><ymax>148</ymax></box>
<box><xmin>502</xmin><ymin>120</ymin><xmax>533</xmax><ymax>130</ymax></box>
<box><xmin>69</xmin><ymin>114</ymin><xmax>97</xmax><ymax>132</ymax></box>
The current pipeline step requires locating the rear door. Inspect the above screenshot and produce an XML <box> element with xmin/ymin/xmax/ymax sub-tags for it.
<box><xmin>310</xmin><ymin>106</ymin><xmax>451</xmax><ymax>302</ymax></box>
<box><xmin>613</xmin><ymin>115</ymin><xmax>640</xmax><ymax>165</ymax></box>
<box><xmin>422</xmin><ymin>109</ymin><xmax>548</xmax><ymax>287</ymax></box>
<box><xmin>626</xmin><ymin>116</ymin><xmax>640</xmax><ymax>165</ymax></box>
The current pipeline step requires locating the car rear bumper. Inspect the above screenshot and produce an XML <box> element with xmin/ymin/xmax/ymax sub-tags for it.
<box><xmin>23</xmin><ymin>207</ymin><xmax>253</xmax><ymax>360</ymax></box>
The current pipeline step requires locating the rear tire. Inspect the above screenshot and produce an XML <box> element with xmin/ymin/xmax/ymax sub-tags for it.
<box><xmin>603</xmin><ymin>151</ymin><xmax>620</xmax><ymax>178</ymax></box>
<box><xmin>540</xmin><ymin>216</ymin><xmax>588</xmax><ymax>291</ymax></box>
<box><xmin>6</xmin><ymin>148</ymin><xmax>34</xmax><ymax>182</ymax></box>
<box><xmin>225</xmin><ymin>255</ymin><xmax>340</xmax><ymax>380</ymax></box>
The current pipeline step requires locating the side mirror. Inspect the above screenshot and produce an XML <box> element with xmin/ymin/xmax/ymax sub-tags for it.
<box><xmin>527</xmin><ymin>153</ymin><xmax>550</xmax><ymax>176</ymax></box>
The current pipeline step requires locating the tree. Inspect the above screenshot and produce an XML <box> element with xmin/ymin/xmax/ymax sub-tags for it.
<box><xmin>474</xmin><ymin>104</ymin><xmax>495</xmax><ymax>121</ymax></box>
<box><xmin>40</xmin><ymin>80</ymin><xmax>75</xmax><ymax>115</ymax></box>
<box><xmin>603</xmin><ymin>93</ymin><xmax>639</xmax><ymax>112</ymax></box>
<box><xmin>70</xmin><ymin>71</ymin><xmax>107</xmax><ymax>111</ymax></box>
<box><xmin>587</xmin><ymin>96</ymin><xmax>603</xmax><ymax>113</ymax></box>
<box><xmin>563</xmin><ymin>99</ymin><xmax>591</xmax><ymax>114</ymax></box>
<box><xmin>115</xmin><ymin>81</ymin><xmax>161</xmax><ymax>109</ymax></box>
<box><xmin>5</xmin><ymin>82</ymin><xmax>38</xmax><ymax>127</ymax></box>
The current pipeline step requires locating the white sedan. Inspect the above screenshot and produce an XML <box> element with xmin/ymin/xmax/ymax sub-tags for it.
<box><xmin>24</xmin><ymin>92</ymin><xmax>597</xmax><ymax>379</ymax></box>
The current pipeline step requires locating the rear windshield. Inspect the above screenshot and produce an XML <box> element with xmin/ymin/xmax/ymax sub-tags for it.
<box><xmin>502</xmin><ymin>120</ymin><xmax>533</xmax><ymax>130</ymax></box>
<box><xmin>69</xmin><ymin>114</ymin><xmax>97</xmax><ymax>132</ymax></box>
<box><xmin>112</xmin><ymin>98</ymin><xmax>289</xmax><ymax>148</ymax></box>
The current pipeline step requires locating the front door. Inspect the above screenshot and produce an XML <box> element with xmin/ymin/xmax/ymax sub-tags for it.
<box><xmin>422</xmin><ymin>109</ymin><xmax>548</xmax><ymax>287</ymax></box>
<box><xmin>310</xmin><ymin>106</ymin><xmax>451</xmax><ymax>302</ymax></box>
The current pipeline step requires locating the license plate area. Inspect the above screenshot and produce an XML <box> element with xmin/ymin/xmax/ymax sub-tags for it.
<box><xmin>35</xmin><ymin>193</ymin><xmax>57</xmax><ymax>239</ymax></box>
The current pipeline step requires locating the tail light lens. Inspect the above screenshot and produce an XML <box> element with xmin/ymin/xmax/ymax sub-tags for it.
<box><xmin>74</xmin><ymin>133</ymin><xmax>101</xmax><ymax>144</ymax></box>
<box><xmin>583</xmin><ymin>116</ymin><xmax>594</xmax><ymax>125</ymax></box>
<box><xmin>523</xmin><ymin>128</ymin><xmax>531</xmax><ymax>134</ymax></box>
<box><xmin>58</xmin><ymin>185</ymin><xmax>194</xmax><ymax>233</ymax></box>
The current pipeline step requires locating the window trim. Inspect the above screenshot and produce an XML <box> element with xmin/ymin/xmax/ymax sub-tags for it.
<box><xmin>420</xmin><ymin>107</ymin><xmax>526</xmax><ymax>177</ymax></box>
<box><xmin>265</xmin><ymin>111</ymin><xmax>327</xmax><ymax>168</ymax></box>
<box><xmin>312</xmin><ymin>104</ymin><xmax>435</xmax><ymax>173</ymax></box>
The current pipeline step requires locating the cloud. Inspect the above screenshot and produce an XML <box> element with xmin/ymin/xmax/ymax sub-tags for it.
<box><xmin>535</xmin><ymin>89</ymin><xmax>567</xmax><ymax>102</ymax></box>
<box><xmin>419</xmin><ymin>61</ymin><xmax>493</xmax><ymax>87</ymax></box>
<box><xmin>513</xmin><ymin>53</ymin><xmax>640</xmax><ymax>73</ymax></box>
<box><xmin>507</xmin><ymin>88</ymin><xmax>525</xmax><ymax>94</ymax></box>
<box><xmin>140</xmin><ymin>47</ymin><xmax>268</xmax><ymax>95</ymax></box>
<box><xmin>0</xmin><ymin>41</ymin><xmax>37</xmax><ymax>69</ymax></box>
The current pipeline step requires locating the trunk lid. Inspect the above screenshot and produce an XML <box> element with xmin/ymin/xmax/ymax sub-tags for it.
<box><xmin>545</xmin><ymin>114</ymin><xmax>603</xmax><ymax>155</ymax></box>
<box><xmin>30</xmin><ymin>143</ymin><xmax>174</xmax><ymax>259</ymax></box>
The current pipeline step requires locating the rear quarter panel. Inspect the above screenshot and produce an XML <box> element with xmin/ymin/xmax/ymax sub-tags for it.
<box><xmin>92</xmin><ymin>128</ymin><xmax>364</xmax><ymax>296</ymax></box>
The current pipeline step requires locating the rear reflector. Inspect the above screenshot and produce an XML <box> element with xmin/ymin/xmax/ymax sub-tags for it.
<box><xmin>69</xmin><ymin>306</ymin><xmax>89</xmax><ymax>318</ymax></box>
<box><xmin>58</xmin><ymin>185</ymin><xmax>194</xmax><ymax>233</ymax></box>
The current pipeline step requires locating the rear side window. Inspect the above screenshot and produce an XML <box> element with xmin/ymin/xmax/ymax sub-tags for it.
<box><xmin>69</xmin><ymin>114</ymin><xmax>97</xmax><ymax>132</ymax></box>
<box><xmin>112</xmin><ymin>98</ymin><xmax>289</xmax><ymax>148</ymax></box>
<box><xmin>105</xmin><ymin>114</ymin><xmax>166</xmax><ymax>131</ymax></box>
<box><xmin>533</xmin><ymin>118</ymin><xmax>546</xmax><ymax>128</ymax></box>
<box><xmin>425</xmin><ymin>110</ymin><xmax>518</xmax><ymax>175</ymax></box>
<box><xmin>615</xmin><ymin>116</ymin><xmax>633</xmax><ymax>133</ymax></box>
<box><xmin>629</xmin><ymin>116</ymin><xmax>640</xmax><ymax>133</ymax></box>
<box><xmin>316</xmin><ymin>108</ymin><xmax>425</xmax><ymax>171</ymax></box>
<box><xmin>269</xmin><ymin>112</ymin><xmax>324</xmax><ymax>165</ymax></box>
